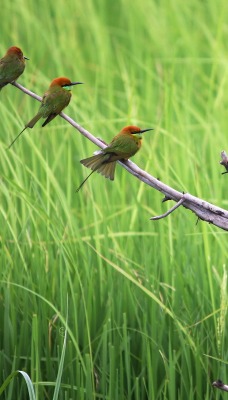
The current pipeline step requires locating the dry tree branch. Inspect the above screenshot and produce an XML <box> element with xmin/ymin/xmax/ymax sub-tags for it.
<box><xmin>11</xmin><ymin>81</ymin><xmax>228</xmax><ymax>231</ymax></box>
<box><xmin>150</xmin><ymin>197</ymin><xmax>185</xmax><ymax>220</ymax></box>
<box><xmin>212</xmin><ymin>379</ymin><xmax>228</xmax><ymax>392</ymax></box>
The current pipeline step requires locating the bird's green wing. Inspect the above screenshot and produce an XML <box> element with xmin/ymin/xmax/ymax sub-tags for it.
<box><xmin>104</xmin><ymin>134</ymin><xmax>138</xmax><ymax>157</ymax></box>
<box><xmin>40</xmin><ymin>88</ymin><xmax>71</xmax><ymax>116</ymax></box>
<box><xmin>38</xmin><ymin>91</ymin><xmax>61</xmax><ymax>117</ymax></box>
<box><xmin>0</xmin><ymin>59</ymin><xmax>10</xmax><ymax>82</ymax></box>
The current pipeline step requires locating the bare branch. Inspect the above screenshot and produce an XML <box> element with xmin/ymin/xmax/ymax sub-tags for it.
<box><xmin>212</xmin><ymin>379</ymin><xmax>228</xmax><ymax>392</ymax></box>
<box><xmin>11</xmin><ymin>81</ymin><xmax>105</xmax><ymax>149</ymax></box>
<box><xmin>11</xmin><ymin>81</ymin><xmax>228</xmax><ymax>231</ymax></box>
<box><xmin>150</xmin><ymin>197</ymin><xmax>185</xmax><ymax>220</ymax></box>
<box><xmin>12</xmin><ymin>81</ymin><xmax>42</xmax><ymax>102</ymax></box>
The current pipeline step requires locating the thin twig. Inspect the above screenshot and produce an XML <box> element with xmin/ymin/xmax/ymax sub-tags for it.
<box><xmin>150</xmin><ymin>197</ymin><xmax>185</xmax><ymax>220</ymax></box>
<box><xmin>212</xmin><ymin>379</ymin><xmax>228</xmax><ymax>392</ymax></box>
<box><xmin>10</xmin><ymin>81</ymin><xmax>228</xmax><ymax>231</ymax></box>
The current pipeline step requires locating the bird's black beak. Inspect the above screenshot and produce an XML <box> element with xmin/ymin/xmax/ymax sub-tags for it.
<box><xmin>70</xmin><ymin>82</ymin><xmax>84</xmax><ymax>86</ymax></box>
<box><xmin>132</xmin><ymin>128</ymin><xmax>154</xmax><ymax>135</ymax></box>
<box><xmin>139</xmin><ymin>128</ymin><xmax>154</xmax><ymax>134</ymax></box>
<box><xmin>24</xmin><ymin>56</ymin><xmax>29</xmax><ymax>60</ymax></box>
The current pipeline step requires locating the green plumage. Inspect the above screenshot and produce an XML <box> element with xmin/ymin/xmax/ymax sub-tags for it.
<box><xmin>80</xmin><ymin>153</ymin><xmax>117</xmax><ymax>180</ymax></box>
<box><xmin>80</xmin><ymin>134</ymin><xmax>140</xmax><ymax>181</ymax></box>
<box><xmin>8</xmin><ymin>77</ymin><xmax>82</xmax><ymax>148</ymax></box>
<box><xmin>0</xmin><ymin>47</ymin><xmax>27</xmax><ymax>90</ymax></box>
<box><xmin>77</xmin><ymin>125</ymin><xmax>153</xmax><ymax>191</ymax></box>
<box><xmin>26</xmin><ymin>85</ymin><xmax>72</xmax><ymax>128</ymax></box>
<box><xmin>103</xmin><ymin>133</ymin><xmax>141</xmax><ymax>159</ymax></box>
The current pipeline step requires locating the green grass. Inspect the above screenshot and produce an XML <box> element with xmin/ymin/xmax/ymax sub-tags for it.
<box><xmin>0</xmin><ymin>0</ymin><xmax>228</xmax><ymax>399</ymax></box>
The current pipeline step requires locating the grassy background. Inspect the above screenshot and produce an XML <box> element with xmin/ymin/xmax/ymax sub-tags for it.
<box><xmin>0</xmin><ymin>0</ymin><xmax>228</xmax><ymax>399</ymax></box>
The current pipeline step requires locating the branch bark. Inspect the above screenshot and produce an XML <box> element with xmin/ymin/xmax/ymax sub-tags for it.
<box><xmin>212</xmin><ymin>379</ymin><xmax>228</xmax><ymax>392</ymax></box>
<box><xmin>10</xmin><ymin>81</ymin><xmax>228</xmax><ymax>231</ymax></box>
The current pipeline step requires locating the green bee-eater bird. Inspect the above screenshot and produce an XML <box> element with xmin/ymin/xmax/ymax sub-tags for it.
<box><xmin>8</xmin><ymin>77</ymin><xmax>83</xmax><ymax>148</ymax></box>
<box><xmin>0</xmin><ymin>46</ymin><xmax>28</xmax><ymax>90</ymax></box>
<box><xmin>76</xmin><ymin>125</ymin><xmax>153</xmax><ymax>191</ymax></box>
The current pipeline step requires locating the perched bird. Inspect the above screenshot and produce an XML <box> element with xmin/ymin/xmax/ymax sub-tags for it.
<box><xmin>76</xmin><ymin>125</ymin><xmax>153</xmax><ymax>191</ymax></box>
<box><xmin>8</xmin><ymin>77</ymin><xmax>83</xmax><ymax>148</ymax></box>
<box><xmin>0</xmin><ymin>46</ymin><xmax>28</xmax><ymax>90</ymax></box>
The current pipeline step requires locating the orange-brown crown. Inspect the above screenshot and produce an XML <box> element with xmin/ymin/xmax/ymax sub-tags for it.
<box><xmin>120</xmin><ymin>125</ymin><xmax>142</xmax><ymax>134</ymax></box>
<box><xmin>120</xmin><ymin>125</ymin><xmax>153</xmax><ymax>136</ymax></box>
<box><xmin>6</xmin><ymin>46</ymin><xmax>23</xmax><ymax>58</ymax></box>
<box><xmin>49</xmin><ymin>77</ymin><xmax>83</xmax><ymax>88</ymax></box>
<box><xmin>49</xmin><ymin>77</ymin><xmax>72</xmax><ymax>87</ymax></box>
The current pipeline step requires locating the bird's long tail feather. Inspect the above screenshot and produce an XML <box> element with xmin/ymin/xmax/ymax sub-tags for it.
<box><xmin>81</xmin><ymin>153</ymin><xmax>116</xmax><ymax>179</ymax></box>
<box><xmin>8</xmin><ymin>126</ymin><xmax>27</xmax><ymax>149</ymax></box>
<box><xmin>8</xmin><ymin>113</ymin><xmax>43</xmax><ymax>148</ymax></box>
<box><xmin>76</xmin><ymin>169</ymin><xmax>95</xmax><ymax>192</ymax></box>
<box><xmin>80</xmin><ymin>154</ymin><xmax>105</xmax><ymax>170</ymax></box>
<box><xmin>27</xmin><ymin>113</ymin><xmax>43</xmax><ymax>128</ymax></box>
<box><xmin>42</xmin><ymin>113</ymin><xmax>57</xmax><ymax>127</ymax></box>
<box><xmin>95</xmin><ymin>161</ymin><xmax>116</xmax><ymax>180</ymax></box>
<box><xmin>76</xmin><ymin>153</ymin><xmax>116</xmax><ymax>192</ymax></box>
